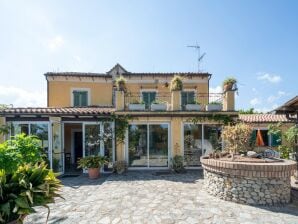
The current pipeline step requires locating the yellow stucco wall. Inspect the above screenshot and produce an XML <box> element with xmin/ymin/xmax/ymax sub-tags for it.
<box><xmin>48</xmin><ymin>81</ymin><xmax>113</xmax><ymax>107</ymax></box>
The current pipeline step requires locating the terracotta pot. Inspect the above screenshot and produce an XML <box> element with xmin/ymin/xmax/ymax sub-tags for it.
<box><xmin>88</xmin><ymin>168</ymin><xmax>100</xmax><ymax>179</ymax></box>
<box><xmin>223</xmin><ymin>83</ymin><xmax>233</xmax><ymax>92</ymax></box>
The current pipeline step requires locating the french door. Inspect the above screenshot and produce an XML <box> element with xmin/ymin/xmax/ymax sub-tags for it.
<box><xmin>83</xmin><ymin>122</ymin><xmax>114</xmax><ymax>172</ymax></box>
<box><xmin>128</xmin><ymin>123</ymin><xmax>169</xmax><ymax>168</ymax></box>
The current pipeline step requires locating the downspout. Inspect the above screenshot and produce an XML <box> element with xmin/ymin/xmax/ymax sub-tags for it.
<box><xmin>208</xmin><ymin>73</ymin><xmax>212</xmax><ymax>104</ymax></box>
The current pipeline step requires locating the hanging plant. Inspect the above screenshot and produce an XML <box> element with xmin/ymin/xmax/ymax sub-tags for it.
<box><xmin>170</xmin><ymin>75</ymin><xmax>183</xmax><ymax>91</ymax></box>
<box><xmin>115</xmin><ymin>75</ymin><xmax>127</xmax><ymax>91</ymax></box>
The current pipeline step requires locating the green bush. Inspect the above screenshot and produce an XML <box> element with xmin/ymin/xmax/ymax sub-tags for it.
<box><xmin>77</xmin><ymin>155</ymin><xmax>108</xmax><ymax>169</ymax></box>
<box><xmin>171</xmin><ymin>155</ymin><xmax>185</xmax><ymax>173</ymax></box>
<box><xmin>0</xmin><ymin>134</ymin><xmax>46</xmax><ymax>174</ymax></box>
<box><xmin>0</xmin><ymin>163</ymin><xmax>62</xmax><ymax>223</ymax></box>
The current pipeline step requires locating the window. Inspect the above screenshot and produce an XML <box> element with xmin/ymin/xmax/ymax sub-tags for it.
<box><xmin>73</xmin><ymin>90</ymin><xmax>88</xmax><ymax>107</ymax></box>
<box><xmin>250</xmin><ymin>129</ymin><xmax>282</xmax><ymax>147</ymax></box>
<box><xmin>181</xmin><ymin>91</ymin><xmax>195</xmax><ymax>108</ymax></box>
<box><xmin>142</xmin><ymin>91</ymin><xmax>156</xmax><ymax>109</ymax></box>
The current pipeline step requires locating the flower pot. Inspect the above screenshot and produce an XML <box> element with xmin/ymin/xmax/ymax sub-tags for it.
<box><xmin>88</xmin><ymin>167</ymin><xmax>100</xmax><ymax>179</ymax></box>
<box><xmin>151</xmin><ymin>103</ymin><xmax>167</xmax><ymax>111</ymax></box>
<box><xmin>185</xmin><ymin>104</ymin><xmax>201</xmax><ymax>111</ymax></box>
<box><xmin>128</xmin><ymin>103</ymin><xmax>145</xmax><ymax>111</ymax></box>
<box><xmin>223</xmin><ymin>83</ymin><xmax>233</xmax><ymax>92</ymax></box>
<box><xmin>206</xmin><ymin>104</ymin><xmax>222</xmax><ymax>111</ymax></box>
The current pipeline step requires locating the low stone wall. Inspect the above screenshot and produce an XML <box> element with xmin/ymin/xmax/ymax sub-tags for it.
<box><xmin>201</xmin><ymin>157</ymin><xmax>297</xmax><ymax>205</ymax></box>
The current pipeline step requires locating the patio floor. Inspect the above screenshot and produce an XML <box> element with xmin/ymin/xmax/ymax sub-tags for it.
<box><xmin>24</xmin><ymin>170</ymin><xmax>298</xmax><ymax>224</ymax></box>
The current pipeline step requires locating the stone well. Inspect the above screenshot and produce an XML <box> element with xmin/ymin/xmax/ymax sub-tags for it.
<box><xmin>200</xmin><ymin>157</ymin><xmax>297</xmax><ymax>205</ymax></box>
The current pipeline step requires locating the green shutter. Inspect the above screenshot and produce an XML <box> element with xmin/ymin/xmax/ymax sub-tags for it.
<box><xmin>142</xmin><ymin>92</ymin><xmax>150</xmax><ymax>109</ymax></box>
<box><xmin>249</xmin><ymin>130</ymin><xmax>257</xmax><ymax>147</ymax></box>
<box><xmin>181</xmin><ymin>92</ymin><xmax>187</xmax><ymax>106</ymax></box>
<box><xmin>271</xmin><ymin>133</ymin><xmax>282</xmax><ymax>147</ymax></box>
<box><xmin>81</xmin><ymin>91</ymin><xmax>88</xmax><ymax>106</ymax></box>
<box><xmin>150</xmin><ymin>92</ymin><xmax>156</xmax><ymax>104</ymax></box>
<box><xmin>73</xmin><ymin>91</ymin><xmax>80</xmax><ymax>106</ymax></box>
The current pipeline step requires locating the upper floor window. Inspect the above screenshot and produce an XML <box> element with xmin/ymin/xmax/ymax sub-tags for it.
<box><xmin>181</xmin><ymin>91</ymin><xmax>195</xmax><ymax>107</ymax></box>
<box><xmin>142</xmin><ymin>91</ymin><xmax>156</xmax><ymax>109</ymax></box>
<box><xmin>73</xmin><ymin>90</ymin><xmax>88</xmax><ymax>107</ymax></box>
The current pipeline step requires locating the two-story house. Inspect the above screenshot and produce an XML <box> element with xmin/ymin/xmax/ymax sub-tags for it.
<box><xmin>0</xmin><ymin>64</ymin><xmax>237</xmax><ymax>174</ymax></box>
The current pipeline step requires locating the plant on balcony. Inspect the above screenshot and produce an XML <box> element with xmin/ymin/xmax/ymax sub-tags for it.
<box><xmin>128</xmin><ymin>99</ymin><xmax>145</xmax><ymax>110</ymax></box>
<box><xmin>77</xmin><ymin>155</ymin><xmax>108</xmax><ymax>179</ymax></box>
<box><xmin>115</xmin><ymin>75</ymin><xmax>127</xmax><ymax>91</ymax></box>
<box><xmin>0</xmin><ymin>163</ymin><xmax>62</xmax><ymax>224</ymax></box>
<box><xmin>151</xmin><ymin>99</ymin><xmax>167</xmax><ymax>111</ymax></box>
<box><xmin>170</xmin><ymin>75</ymin><xmax>183</xmax><ymax>91</ymax></box>
<box><xmin>223</xmin><ymin>77</ymin><xmax>237</xmax><ymax>92</ymax></box>
<box><xmin>206</xmin><ymin>101</ymin><xmax>223</xmax><ymax>111</ymax></box>
<box><xmin>185</xmin><ymin>99</ymin><xmax>201</xmax><ymax>111</ymax></box>
<box><xmin>221</xmin><ymin>123</ymin><xmax>253</xmax><ymax>159</ymax></box>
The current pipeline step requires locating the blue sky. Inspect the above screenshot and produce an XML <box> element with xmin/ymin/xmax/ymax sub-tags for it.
<box><xmin>0</xmin><ymin>0</ymin><xmax>297</xmax><ymax>111</ymax></box>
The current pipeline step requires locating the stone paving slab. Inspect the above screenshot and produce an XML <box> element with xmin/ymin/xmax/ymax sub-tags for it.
<box><xmin>24</xmin><ymin>171</ymin><xmax>298</xmax><ymax>224</ymax></box>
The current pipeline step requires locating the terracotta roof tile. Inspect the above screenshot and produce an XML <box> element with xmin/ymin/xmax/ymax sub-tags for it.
<box><xmin>239</xmin><ymin>114</ymin><xmax>291</xmax><ymax>123</ymax></box>
<box><xmin>0</xmin><ymin>106</ymin><xmax>115</xmax><ymax>116</ymax></box>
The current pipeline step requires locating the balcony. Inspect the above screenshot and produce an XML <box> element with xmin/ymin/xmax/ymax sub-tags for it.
<box><xmin>123</xmin><ymin>92</ymin><xmax>224</xmax><ymax>112</ymax></box>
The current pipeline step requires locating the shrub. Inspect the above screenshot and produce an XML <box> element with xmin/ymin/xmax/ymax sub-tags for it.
<box><xmin>171</xmin><ymin>155</ymin><xmax>185</xmax><ymax>173</ymax></box>
<box><xmin>170</xmin><ymin>75</ymin><xmax>183</xmax><ymax>91</ymax></box>
<box><xmin>113</xmin><ymin>161</ymin><xmax>127</xmax><ymax>174</ymax></box>
<box><xmin>115</xmin><ymin>76</ymin><xmax>127</xmax><ymax>91</ymax></box>
<box><xmin>222</xmin><ymin>123</ymin><xmax>253</xmax><ymax>156</ymax></box>
<box><xmin>0</xmin><ymin>134</ymin><xmax>46</xmax><ymax>174</ymax></box>
<box><xmin>0</xmin><ymin>163</ymin><xmax>62</xmax><ymax>223</ymax></box>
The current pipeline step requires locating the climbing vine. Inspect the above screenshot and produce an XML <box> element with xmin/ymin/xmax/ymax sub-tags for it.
<box><xmin>187</xmin><ymin>114</ymin><xmax>235</xmax><ymax>125</ymax></box>
<box><xmin>111</xmin><ymin>114</ymin><xmax>131</xmax><ymax>144</ymax></box>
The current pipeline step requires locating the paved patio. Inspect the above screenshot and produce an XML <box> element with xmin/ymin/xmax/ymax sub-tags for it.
<box><xmin>25</xmin><ymin>170</ymin><xmax>298</xmax><ymax>224</ymax></box>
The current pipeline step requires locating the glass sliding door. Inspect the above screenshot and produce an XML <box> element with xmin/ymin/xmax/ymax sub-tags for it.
<box><xmin>128</xmin><ymin>125</ymin><xmax>148</xmax><ymax>167</ymax></box>
<box><xmin>183</xmin><ymin>124</ymin><xmax>202</xmax><ymax>167</ymax></box>
<box><xmin>203</xmin><ymin>125</ymin><xmax>222</xmax><ymax>155</ymax></box>
<box><xmin>31</xmin><ymin>123</ymin><xmax>49</xmax><ymax>164</ymax></box>
<box><xmin>84</xmin><ymin>124</ymin><xmax>101</xmax><ymax>156</ymax></box>
<box><xmin>149</xmin><ymin>124</ymin><xmax>168</xmax><ymax>167</ymax></box>
<box><xmin>128</xmin><ymin>124</ymin><xmax>169</xmax><ymax>168</ymax></box>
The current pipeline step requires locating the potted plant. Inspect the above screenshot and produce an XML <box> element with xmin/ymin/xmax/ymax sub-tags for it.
<box><xmin>170</xmin><ymin>75</ymin><xmax>183</xmax><ymax>91</ymax></box>
<box><xmin>0</xmin><ymin>163</ymin><xmax>62</xmax><ymax>224</ymax></box>
<box><xmin>115</xmin><ymin>75</ymin><xmax>127</xmax><ymax>91</ymax></box>
<box><xmin>151</xmin><ymin>99</ymin><xmax>167</xmax><ymax>111</ymax></box>
<box><xmin>223</xmin><ymin>77</ymin><xmax>237</xmax><ymax>92</ymax></box>
<box><xmin>206</xmin><ymin>101</ymin><xmax>223</xmax><ymax>111</ymax></box>
<box><xmin>185</xmin><ymin>99</ymin><xmax>201</xmax><ymax>111</ymax></box>
<box><xmin>128</xmin><ymin>99</ymin><xmax>145</xmax><ymax>111</ymax></box>
<box><xmin>78</xmin><ymin>155</ymin><xmax>108</xmax><ymax>179</ymax></box>
<box><xmin>171</xmin><ymin>155</ymin><xmax>185</xmax><ymax>173</ymax></box>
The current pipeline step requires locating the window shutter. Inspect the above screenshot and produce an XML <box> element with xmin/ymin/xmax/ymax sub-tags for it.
<box><xmin>150</xmin><ymin>92</ymin><xmax>156</xmax><ymax>103</ymax></box>
<box><xmin>73</xmin><ymin>91</ymin><xmax>80</xmax><ymax>106</ymax></box>
<box><xmin>81</xmin><ymin>91</ymin><xmax>88</xmax><ymax>106</ymax></box>
<box><xmin>142</xmin><ymin>92</ymin><xmax>149</xmax><ymax>108</ymax></box>
<box><xmin>249</xmin><ymin>130</ymin><xmax>257</xmax><ymax>147</ymax></box>
<box><xmin>181</xmin><ymin>92</ymin><xmax>187</xmax><ymax>106</ymax></box>
<box><xmin>271</xmin><ymin>133</ymin><xmax>282</xmax><ymax>147</ymax></box>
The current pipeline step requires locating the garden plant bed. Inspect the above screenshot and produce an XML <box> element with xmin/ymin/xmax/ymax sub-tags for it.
<box><xmin>215</xmin><ymin>155</ymin><xmax>283</xmax><ymax>163</ymax></box>
<box><xmin>201</xmin><ymin>156</ymin><xmax>297</xmax><ymax>206</ymax></box>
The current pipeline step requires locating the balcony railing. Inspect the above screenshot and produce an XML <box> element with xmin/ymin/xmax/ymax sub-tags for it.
<box><xmin>124</xmin><ymin>92</ymin><xmax>223</xmax><ymax>111</ymax></box>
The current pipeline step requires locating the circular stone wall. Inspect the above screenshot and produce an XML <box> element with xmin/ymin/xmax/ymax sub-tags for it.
<box><xmin>200</xmin><ymin>157</ymin><xmax>297</xmax><ymax>205</ymax></box>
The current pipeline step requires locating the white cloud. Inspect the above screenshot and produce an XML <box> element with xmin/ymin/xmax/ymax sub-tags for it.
<box><xmin>209</xmin><ymin>86</ymin><xmax>222</xmax><ymax>102</ymax></box>
<box><xmin>257</xmin><ymin>73</ymin><xmax>281</xmax><ymax>83</ymax></box>
<box><xmin>267</xmin><ymin>90</ymin><xmax>287</xmax><ymax>103</ymax></box>
<box><xmin>0</xmin><ymin>86</ymin><xmax>46</xmax><ymax>107</ymax></box>
<box><xmin>252</xmin><ymin>88</ymin><xmax>258</xmax><ymax>94</ymax></box>
<box><xmin>210</xmin><ymin>86</ymin><xmax>222</xmax><ymax>94</ymax></box>
<box><xmin>47</xmin><ymin>35</ymin><xmax>64</xmax><ymax>51</ymax></box>
<box><xmin>250</xmin><ymin>97</ymin><xmax>262</xmax><ymax>106</ymax></box>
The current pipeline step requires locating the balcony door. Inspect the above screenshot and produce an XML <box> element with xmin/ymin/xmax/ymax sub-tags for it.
<box><xmin>142</xmin><ymin>91</ymin><xmax>156</xmax><ymax>109</ymax></box>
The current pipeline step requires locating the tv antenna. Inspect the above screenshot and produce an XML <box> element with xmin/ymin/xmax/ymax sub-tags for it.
<box><xmin>187</xmin><ymin>44</ymin><xmax>206</xmax><ymax>72</ymax></box>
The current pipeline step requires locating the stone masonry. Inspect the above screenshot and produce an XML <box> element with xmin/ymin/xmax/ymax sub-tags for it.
<box><xmin>201</xmin><ymin>157</ymin><xmax>297</xmax><ymax>206</ymax></box>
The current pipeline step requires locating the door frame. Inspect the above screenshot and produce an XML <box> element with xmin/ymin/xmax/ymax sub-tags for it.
<box><xmin>126</xmin><ymin>122</ymin><xmax>171</xmax><ymax>170</ymax></box>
